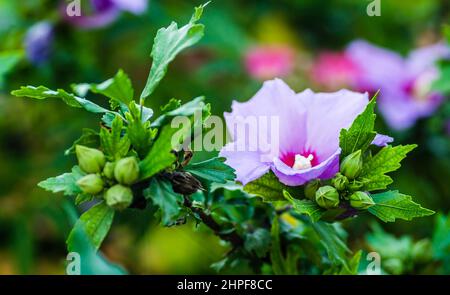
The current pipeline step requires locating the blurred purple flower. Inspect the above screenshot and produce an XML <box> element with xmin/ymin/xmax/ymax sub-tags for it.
<box><xmin>244</xmin><ymin>45</ymin><xmax>295</xmax><ymax>80</ymax></box>
<box><xmin>310</xmin><ymin>51</ymin><xmax>360</xmax><ymax>90</ymax></box>
<box><xmin>25</xmin><ymin>22</ymin><xmax>54</xmax><ymax>65</ymax></box>
<box><xmin>220</xmin><ymin>79</ymin><xmax>388</xmax><ymax>186</ymax></box>
<box><xmin>346</xmin><ymin>40</ymin><xmax>450</xmax><ymax>130</ymax></box>
<box><xmin>63</xmin><ymin>0</ymin><xmax>148</xmax><ymax>29</ymax></box>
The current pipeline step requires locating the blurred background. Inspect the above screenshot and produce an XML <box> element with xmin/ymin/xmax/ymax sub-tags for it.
<box><xmin>0</xmin><ymin>0</ymin><xmax>449</xmax><ymax>274</ymax></box>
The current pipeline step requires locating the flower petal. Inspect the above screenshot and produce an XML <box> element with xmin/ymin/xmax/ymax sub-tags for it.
<box><xmin>272</xmin><ymin>149</ymin><xmax>341</xmax><ymax>186</ymax></box>
<box><xmin>372</xmin><ymin>134</ymin><xmax>394</xmax><ymax>147</ymax></box>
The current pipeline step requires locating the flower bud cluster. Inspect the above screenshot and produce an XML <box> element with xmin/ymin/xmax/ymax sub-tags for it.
<box><xmin>75</xmin><ymin>145</ymin><xmax>140</xmax><ymax>210</ymax></box>
<box><xmin>303</xmin><ymin>149</ymin><xmax>375</xmax><ymax>213</ymax></box>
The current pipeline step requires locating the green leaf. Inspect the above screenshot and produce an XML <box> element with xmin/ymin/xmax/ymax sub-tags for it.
<box><xmin>160</xmin><ymin>98</ymin><xmax>182</xmax><ymax>112</ymax></box>
<box><xmin>125</xmin><ymin>102</ymin><xmax>156</xmax><ymax>157</ymax></box>
<box><xmin>283</xmin><ymin>191</ymin><xmax>324</xmax><ymax>222</ymax></box>
<box><xmin>0</xmin><ymin>50</ymin><xmax>22</xmax><ymax>86</ymax></box>
<box><xmin>139</xmin><ymin>124</ymin><xmax>188</xmax><ymax>180</ymax></box>
<box><xmin>368</xmin><ymin>190</ymin><xmax>435</xmax><ymax>222</ymax></box>
<box><xmin>339</xmin><ymin>98</ymin><xmax>377</xmax><ymax>157</ymax></box>
<box><xmin>143</xmin><ymin>178</ymin><xmax>183</xmax><ymax>225</ymax></box>
<box><xmin>244</xmin><ymin>171</ymin><xmax>302</xmax><ymax>202</ymax></box>
<box><xmin>270</xmin><ymin>217</ymin><xmax>286</xmax><ymax>275</ymax></box>
<box><xmin>64</xmin><ymin>204</ymin><xmax>125</xmax><ymax>275</ymax></box>
<box><xmin>361</xmin><ymin>145</ymin><xmax>417</xmax><ymax>191</ymax></box>
<box><xmin>38</xmin><ymin>166</ymin><xmax>84</xmax><ymax>196</ymax></box>
<box><xmin>75</xmin><ymin>194</ymin><xmax>94</xmax><ymax>206</ymax></box>
<box><xmin>338</xmin><ymin>250</ymin><xmax>362</xmax><ymax>275</ymax></box>
<box><xmin>67</xmin><ymin>202</ymin><xmax>115</xmax><ymax>251</ymax></box>
<box><xmin>11</xmin><ymin>86</ymin><xmax>119</xmax><ymax>116</ymax></box>
<box><xmin>432</xmin><ymin>62</ymin><xmax>450</xmax><ymax>94</ymax></box>
<box><xmin>244</xmin><ymin>228</ymin><xmax>271</xmax><ymax>258</ymax></box>
<box><xmin>90</xmin><ymin>69</ymin><xmax>134</xmax><ymax>108</ymax></box>
<box><xmin>151</xmin><ymin>96</ymin><xmax>207</xmax><ymax>128</ymax></box>
<box><xmin>100</xmin><ymin>116</ymin><xmax>130</xmax><ymax>161</ymax></box>
<box><xmin>65</xmin><ymin>128</ymin><xmax>100</xmax><ymax>155</ymax></box>
<box><xmin>185</xmin><ymin>157</ymin><xmax>236</xmax><ymax>184</ymax></box>
<box><xmin>140</xmin><ymin>3</ymin><xmax>208</xmax><ymax>101</ymax></box>
<box><xmin>432</xmin><ymin>213</ymin><xmax>450</xmax><ymax>260</ymax></box>
<box><xmin>311</xmin><ymin>221</ymin><xmax>352</xmax><ymax>271</ymax></box>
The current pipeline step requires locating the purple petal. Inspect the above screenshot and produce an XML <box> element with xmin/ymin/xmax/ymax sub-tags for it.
<box><xmin>406</xmin><ymin>43</ymin><xmax>450</xmax><ymax>76</ymax></box>
<box><xmin>24</xmin><ymin>22</ymin><xmax>54</xmax><ymax>65</ymax></box>
<box><xmin>272</xmin><ymin>149</ymin><xmax>340</xmax><ymax>186</ymax></box>
<box><xmin>372</xmin><ymin>134</ymin><xmax>394</xmax><ymax>147</ymax></box>
<box><xmin>219</xmin><ymin>142</ymin><xmax>271</xmax><ymax>185</ymax></box>
<box><xmin>346</xmin><ymin>40</ymin><xmax>406</xmax><ymax>90</ymax></box>
<box><xmin>297</xmin><ymin>89</ymin><xmax>369</xmax><ymax>161</ymax></box>
<box><xmin>112</xmin><ymin>0</ymin><xmax>148</xmax><ymax>14</ymax></box>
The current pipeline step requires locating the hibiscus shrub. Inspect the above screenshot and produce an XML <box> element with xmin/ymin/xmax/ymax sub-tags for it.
<box><xmin>11</xmin><ymin>3</ymin><xmax>435</xmax><ymax>274</ymax></box>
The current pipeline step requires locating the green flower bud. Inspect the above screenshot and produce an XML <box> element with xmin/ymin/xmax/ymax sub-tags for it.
<box><xmin>349</xmin><ymin>191</ymin><xmax>375</xmax><ymax>209</ymax></box>
<box><xmin>76</xmin><ymin>145</ymin><xmax>106</xmax><ymax>174</ymax></box>
<box><xmin>304</xmin><ymin>179</ymin><xmax>321</xmax><ymax>200</ymax></box>
<box><xmin>340</xmin><ymin>150</ymin><xmax>363</xmax><ymax>179</ymax></box>
<box><xmin>348</xmin><ymin>180</ymin><xmax>364</xmax><ymax>192</ymax></box>
<box><xmin>315</xmin><ymin>185</ymin><xmax>340</xmax><ymax>209</ymax></box>
<box><xmin>103</xmin><ymin>162</ymin><xmax>115</xmax><ymax>179</ymax></box>
<box><xmin>114</xmin><ymin>157</ymin><xmax>139</xmax><ymax>185</ymax></box>
<box><xmin>76</xmin><ymin>174</ymin><xmax>104</xmax><ymax>195</ymax></box>
<box><xmin>105</xmin><ymin>184</ymin><xmax>133</xmax><ymax>210</ymax></box>
<box><xmin>331</xmin><ymin>173</ymin><xmax>349</xmax><ymax>191</ymax></box>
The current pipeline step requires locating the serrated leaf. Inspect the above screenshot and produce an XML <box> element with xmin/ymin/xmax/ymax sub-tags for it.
<box><xmin>362</xmin><ymin>144</ymin><xmax>417</xmax><ymax>191</ymax></box>
<box><xmin>38</xmin><ymin>166</ymin><xmax>84</xmax><ymax>196</ymax></box>
<box><xmin>244</xmin><ymin>171</ymin><xmax>302</xmax><ymax>202</ymax></box>
<box><xmin>185</xmin><ymin>157</ymin><xmax>236</xmax><ymax>184</ymax></box>
<box><xmin>100</xmin><ymin>116</ymin><xmax>130</xmax><ymax>161</ymax></box>
<box><xmin>160</xmin><ymin>98</ymin><xmax>182</xmax><ymax>112</ymax></box>
<box><xmin>283</xmin><ymin>191</ymin><xmax>324</xmax><ymax>222</ymax></box>
<box><xmin>11</xmin><ymin>85</ymin><xmax>117</xmax><ymax>115</ymax></box>
<box><xmin>339</xmin><ymin>98</ymin><xmax>377</xmax><ymax>157</ymax></box>
<box><xmin>140</xmin><ymin>3</ymin><xmax>208</xmax><ymax>101</ymax></box>
<box><xmin>244</xmin><ymin>228</ymin><xmax>271</xmax><ymax>258</ymax></box>
<box><xmin>368</xmin><ymin>190</ymin><xmax>435</xmax><ymax>222</ymax></box>
<box><xmin>90</xmin><ymin>69</ymin><xmax>134</xmax><ymax>109</ymax></box>
<box><xmin>67</xmin><ymin>202</ymin><xmax>115</xmax><ymax>251</ymax></box>
<box><xmin>143</xmin><ymin>178</ymin><xmax>183</xmax><ymax>225</ymax></box>
<box><xmin>125</xmin><ymin>102</ymin><xmax>156</xmax><ymax>157</ymax></box>
<box><xmin>65</xmin><ymin>128</ymin><xmax>100</xmax><ymax>155</ymax></box>
<box><xmin>151</xmin><ymin>96</ymin><xmax>207</xmax><ymax>128</ymax></box>
<box><xmin>139</xmin><ymin>124</ymin><xmax>189</xmax><ymax>180</ymax></box>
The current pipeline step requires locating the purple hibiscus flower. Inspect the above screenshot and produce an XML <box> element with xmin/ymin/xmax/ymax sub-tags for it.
<box><xmin>219</xmin><ymin>79</ymin><xmax>392</xmax><ymax>186</ymax></box>
<box><xmin>24</xmin><ymin>22</ymin><xmax>54</xmax><ymax>65</ymax></box>
<box><xmin>346</xmin><ymin>40</ymin><xmax>450</xmax><ymax>130</ymax></box>
<box><xmin>63</xmin><ymin>0</ymin><xmax>148</xmax><ymax>29</ymax></box>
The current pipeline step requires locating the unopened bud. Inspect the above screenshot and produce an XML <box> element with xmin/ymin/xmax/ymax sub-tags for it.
<box><xmin>349</xmin><ymin>191</ymin><xmax>375</xmax><ymax>209</ymax></box>
<box><xmin>76</xmin><ymin>174</ymin><xmax>104</xmax><ymax>195</ymax></box>
<box><xmin>315</xmin><ymin>185</ymin><xmax>340</xmax><ymax>209</ymax></box>
<box><xmin>105</xmin><ymin>184</ymin><xmax>133</xmax><ymax>210</ymax></box>
<box><xmin>304</xmin><ymin>179</ymin><xmax>321</xmax><ymax>200</ymax></box>
<box><xmin>331</xmin><ymin>173</ymin><xmax>349</xmax><ymax>191</ymax></box>
<box><xmin>103</xmin><ymin>162</ymin><xmax>115</xmax><ymax>179</ymax></box>
<box><xmin>348</xmin><ymin>180</ymin><xmax>364</xmax><ymax>191</ymax></box>
<box><xmin>167</xmin><ymin>171</ymin><xmax>203</xmax><ymax>195</ymax></box>
<box><xmin>340</xmin><ymin>150</ymin><xmax>363</xmax><ymax>179</ymax></box>
<box><xmin>76</xmin><ymin>145</ymin><xmax>105</xmax><ymax>173</ymax></box>
<box><xmin>114</xmin><ymin>157</ymin><xmax>139</xmax><ymax>185</ymax></box>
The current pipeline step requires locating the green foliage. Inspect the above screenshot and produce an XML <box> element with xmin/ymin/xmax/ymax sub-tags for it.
<box><xmin>244</xmin><ymin>228</ymin><xmax>271</xmax><ymax>258</ymax></box>
<box><xmin>100</xmin><ymin>116</ymin><xmax>131</xmax><ymax>161</ymax></box>
<box><xmin>140</xmin><ymin>3</ymin><xmax>208</xmax><ymax>101</ymax></box>
<box><xmin>0</xmin><ymin>50</ymin><xmax>22</xmax><ymax>87</ymax></box>
<box><xmin>270</xmin><ymin>217</ymin><xmax>287</xmax><ymax>275</ymax></box>
<box><xmin>185</xmin><ymin>157</ymin><xmax>236</xmax><ymax>184</ymax></box>
<box><xmin>244</xmin><ymin>172</ymin><xmax>302</xmax><ymax>202</ymax></box>
<box><xmin>38</xmin><ymin>166</ymin><xmax>84</xmax><ymax>196</ymax></box>
<box><xmin>151</xmin><ymin>96</ymin><xmax>208</xmax><ymax>128</ymax></box>
<box><xmin>144</xmin><ymin>178</ymin><xmax>183</xmax><ymax>225</ymax></box>
<box><xmin>139</xmin><ymin>124</ymin><xmax>186</xmax><ymax>180</ymax></box>
<box><xmin>361</xmin><ymin>144</ymin><xmax>417</xmax><ymax>191</ymax></box>
<box><xmin>125</xmin><ymin>102</ymin><xmax>156</xmax><ymax>157</ymax></box>
<box><xmin>432</xmin><ymin>213</ymin><xmax>450</xmax><ymax>261</ymax></box>
<box><xmin>283</xmin><ymin>190</ymin><xmax>324</xmax><ymax>222</ymax></box>
<box><xmin>67</xmin><ymin>202</ymin><xmax>115</xmax><ymax>251</ymax></box>
<box><xmin>65</xmin><ymin>129</ymin><xmax>100</xmax><ymax>155</ymax></box>
<box><xmin>368</xmin><ymin>191</ymin><xmax>434</xmax><ymax>222</ymax></box>
<box><xmin>311</xmin><ymin>222</ymin><xmax>352</xmax><ymax>271</ymax></box>
<box><xmin>90</xmin><ymin>69</ymin><xmax>134</xmax><ymax>109</ymax></box>
<box><xmin>339</xmin><ymin>98</ymin><xmax>377</xmax><ymax>158</ymax></box>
